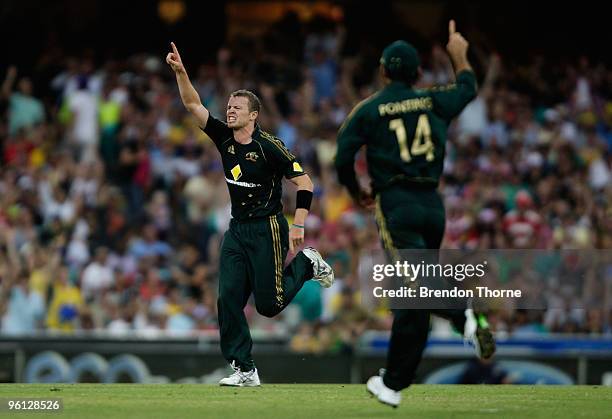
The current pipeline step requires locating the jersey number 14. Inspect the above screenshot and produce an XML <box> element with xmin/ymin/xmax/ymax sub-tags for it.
<box><xmin>389</xmin><ymin>114</ymin><xmax>434</xmax><ymax>162</ymax></box>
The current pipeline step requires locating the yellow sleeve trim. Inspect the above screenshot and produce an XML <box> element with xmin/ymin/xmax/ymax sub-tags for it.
<box><xmin>260</xmin><ymin>130</ymin><xmax>295</xmax><ymax>161</ymax></box>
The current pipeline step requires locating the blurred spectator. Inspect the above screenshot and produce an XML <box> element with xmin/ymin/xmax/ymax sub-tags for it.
<box><xmin>128</xmin><ymin>224</ymin><xmax>172</xmax><ymax>260</ymax></box>
<box><xmin>81</xmin><ymin>247</ymin><xmax>114</xmax><ymax>301</ymax></box>
<box><xmin>511</xmin><ymin>310</ymin><xmax>549</xmax><ymax>336</ymax></box>
<box><xmin>46</xmin><ymin>267</ymin><xmax>84</xmax><ymax>332</ymax></box>
<box><xmin>292</xmin><ymin>280</ymin><xmax>323</xmax><ymax>322</ymax></box>
<box><xmin>2</xmin><ymin>67</ymin><xmax>45</xmax><ymax>135</ymax></box>
<box><xmin>0</xmin><ymin>271</ymin><xmax>45</xmax><ymax>334</ymax></box>
<box><xmin>67</xmin><ymin>76</ymin><xmax>99</xmax><ymax>161</ymax></box>
<box><xmin>502</xmin><ymin>191</ymin><xmax>542</xmax><ymax>248</ymax></box>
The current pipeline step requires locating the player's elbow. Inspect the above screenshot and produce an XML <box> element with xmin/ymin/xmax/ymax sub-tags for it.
<box><xmin>335</xmin><ymin>162</ymin><xmax>354</xmax><ymax>184</ymax></box>
<box><xmin>461</xmin><ymin>83</ymin><xmax>478</xmax><ymax>102</ymax></box>
<box><xmin>295</xmin><ymin>174</ymin><xmax>314</xmax><ymax>192</ymax></box>
<box><xmin>184</xmin><ymin>102</ymin><xmax>201</xmax><ymax>114</ymax></box>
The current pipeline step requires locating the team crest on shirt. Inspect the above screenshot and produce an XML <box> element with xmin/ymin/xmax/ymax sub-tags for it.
<box><xmin>293</xmin><ymin>162</ymin><xmax>303</xmax><ymax>172</ymax></box>
<box><xmin>228</xmin><ymin>145</ymin><xmax>235</xmax><ymax>154</ymax></box>
<box><xmin>245</xmin><ymin>152</ymin><xmax>259</xmax><ymax>162</ymax></box>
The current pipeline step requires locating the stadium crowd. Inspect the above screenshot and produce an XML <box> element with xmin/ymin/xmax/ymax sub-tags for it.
<box><xmin>1</xmin><ymin>15</ymin><xmax>611</xmax><ymax>353</ymax></box>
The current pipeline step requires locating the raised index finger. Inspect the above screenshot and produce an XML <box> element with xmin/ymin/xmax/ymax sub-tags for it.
<box><xmin>171</xmin><ymin>42</ymin><xmax>179</xmax><ymax>55</ymax></box>
<box><xmin>449</xmin><ymin>20</ymin><xmax>456</xmax><ymax>35</ymax></box>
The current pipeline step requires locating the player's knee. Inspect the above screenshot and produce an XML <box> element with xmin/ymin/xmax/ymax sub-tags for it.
<box><xmin>255</xmin><ymin>302</ymin><xmax>279</xmax><ymax>318</ymax></box>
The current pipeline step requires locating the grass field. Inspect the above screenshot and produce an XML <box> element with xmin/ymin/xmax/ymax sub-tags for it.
<box><xmin>0</xmin><ymin>384</ymin><xmax>610</xmax><ymax>418</ymax></box>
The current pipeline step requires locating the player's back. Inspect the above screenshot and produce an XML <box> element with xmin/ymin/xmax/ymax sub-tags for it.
<box><xmin>336</xmin><ymin>70</ymin><xmax>477</xmax><ymax>193</ymax></box>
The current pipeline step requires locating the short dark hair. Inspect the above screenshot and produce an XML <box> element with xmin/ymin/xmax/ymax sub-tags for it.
<box><xmin>229</xmin><ymin>89</ymin><xmax>261</xmax><ymax>113</ymax></box>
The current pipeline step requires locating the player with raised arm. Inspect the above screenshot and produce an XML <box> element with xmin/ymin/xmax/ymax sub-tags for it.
<box><xmin>166</xmin><ymin>42</ymin><xmax>334</xmax><ymax>387</ymax></box>
<box><xmin>335</xmin><ymin>21</ymin><xmax>495</xmax><ymax>407</ymax></box>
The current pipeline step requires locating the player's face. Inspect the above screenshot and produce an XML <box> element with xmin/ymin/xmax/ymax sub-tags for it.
<box><xmin>226</xmin><ymin>96</ymin><xmax>257</xmax><ymax>129</ymax></box>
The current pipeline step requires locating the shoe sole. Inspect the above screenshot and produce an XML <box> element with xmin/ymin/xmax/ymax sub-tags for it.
<box><xmin>465</xmin><ymin>309</ymin><xmax>496</xmax><ymax>360</ymax></box>
<box><xmin>315</xmin><ymin>272</ymin><xmax>334</xmax><ymax>288</ymax></box>
<box><xmin>219</xmin><ymin>383</ymin><xmax>261</xmax><ymax>387</ymax></box>
<box><xmin>476</xmin><ymin>327</ymin><xmax>496</xmax><ymax>359</ymax></box>
<box><xmin>304</xmin><ymin>248</ymin><xmax>335</xmax><ymax>288</ymax></box>
<box><xmin>378</xmin><ymin>399</ymin><xmax>399</xmax><ymax>409</ymax></box>
<box><xmin>315</xmin><ymin>261</ymin><xmax>334</xmax><ymax>288</ymax></box>
<box><xmin>366</xmin><ymin>383</ymin><xmax>398</xmax><ymax>408</ymax></box>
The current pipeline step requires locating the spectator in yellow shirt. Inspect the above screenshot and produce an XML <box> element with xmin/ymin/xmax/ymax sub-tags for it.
<box><xmin>46</xmin><ymin>267</ymin><xmax>83</xmax><ymax>332</ymax></box>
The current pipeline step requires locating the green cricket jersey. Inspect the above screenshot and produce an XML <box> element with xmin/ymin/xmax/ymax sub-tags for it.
<box><xmin>335</xmin><ymin>70</ymin><xmax>477</xmax><ymax>194</ymax></box>
<box><xmin>202</xmin><ymin>116</ymin><xmax>305</xmax><ymax>220</ymax></box>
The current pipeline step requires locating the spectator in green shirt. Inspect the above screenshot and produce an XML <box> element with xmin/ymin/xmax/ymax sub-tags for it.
<box><xmin>2</xmin><ymin>66</ymin><xmax>45</xmax><ymax>135</ymax></box>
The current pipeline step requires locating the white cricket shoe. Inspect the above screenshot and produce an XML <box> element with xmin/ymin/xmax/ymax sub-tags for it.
<box><xmin>219</xmin><ymin>361</ymin><xmax>261</xmax><ymax>387</ymax></box>
<box><xmin>302</xmin><ymin>247</ymin><xmax>334</xmax><ymax>288</ymax></box>
<box><xmin>366</xmin><ymin>375</ymin><xmax>401</xmax><ymax>408</ymax></box>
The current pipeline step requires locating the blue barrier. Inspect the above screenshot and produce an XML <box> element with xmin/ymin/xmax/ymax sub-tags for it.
<box><xmin>362</xmin><ymin>334</ymin><xmax>612</xmax><ymax>356</ymax></box>
<box><xmin>423</xmin><ymin>360</ymin><xmax>575</xmax><ymax>385</ymax></box>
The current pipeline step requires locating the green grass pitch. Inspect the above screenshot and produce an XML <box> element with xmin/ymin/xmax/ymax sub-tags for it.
<box><xmin>0</xmin><ymin>384</ymin><xmax>610</xmax><ymax>418</ymax></box>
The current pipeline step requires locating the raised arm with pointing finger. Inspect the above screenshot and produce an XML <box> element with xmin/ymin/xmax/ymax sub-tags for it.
<box><xmin>166</xmin><ymin>42</ymin><xmax>210</xmax><ymax>128</ymax></box>
<box><xmin>164</xmin><ymin>40</ymin><xmax>334</xmax><ymax>389</ymax></box>
<box><xmin>446</xmin><ymin>20</ymin><xmax>473</xmax><ymax>76</ymax></box>
<box><xmin>335</xmin><ymin>20</ymin><xmax>494</xmax><ymax>409</ymax></box>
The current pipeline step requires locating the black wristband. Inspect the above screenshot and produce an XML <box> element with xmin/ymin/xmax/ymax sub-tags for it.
<box><xmin>296</xmin><ymin>189</ymin><xmax>313</xmax><ymax>211</ymax></box>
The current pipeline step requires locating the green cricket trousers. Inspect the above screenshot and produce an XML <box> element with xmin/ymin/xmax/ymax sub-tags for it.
<box><xmin>218</xmin><ymin>213</ymin><xmax>313</xmax><ymax>371</ymax></box>
<box><xmin>375</xmin><ymin>185</ymin><xmax>467</xmax><ymax>391</ymax></box>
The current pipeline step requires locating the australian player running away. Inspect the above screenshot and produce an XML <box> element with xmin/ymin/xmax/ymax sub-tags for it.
<box><xmin>335</xmin><ymin>21</ymin><xmax>495</xmax><ymax>408</ymax></box>
<box><xmin>167</xmin><ymin>42</ymin><xmax>334</xmax><ymax>387</ymax></box>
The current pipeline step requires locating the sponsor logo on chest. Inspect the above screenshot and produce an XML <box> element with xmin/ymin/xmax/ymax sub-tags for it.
<box><xmin>230</xmin><ymin>164</ymin><xmax>242</xmax><ymax>180</ymax></box>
